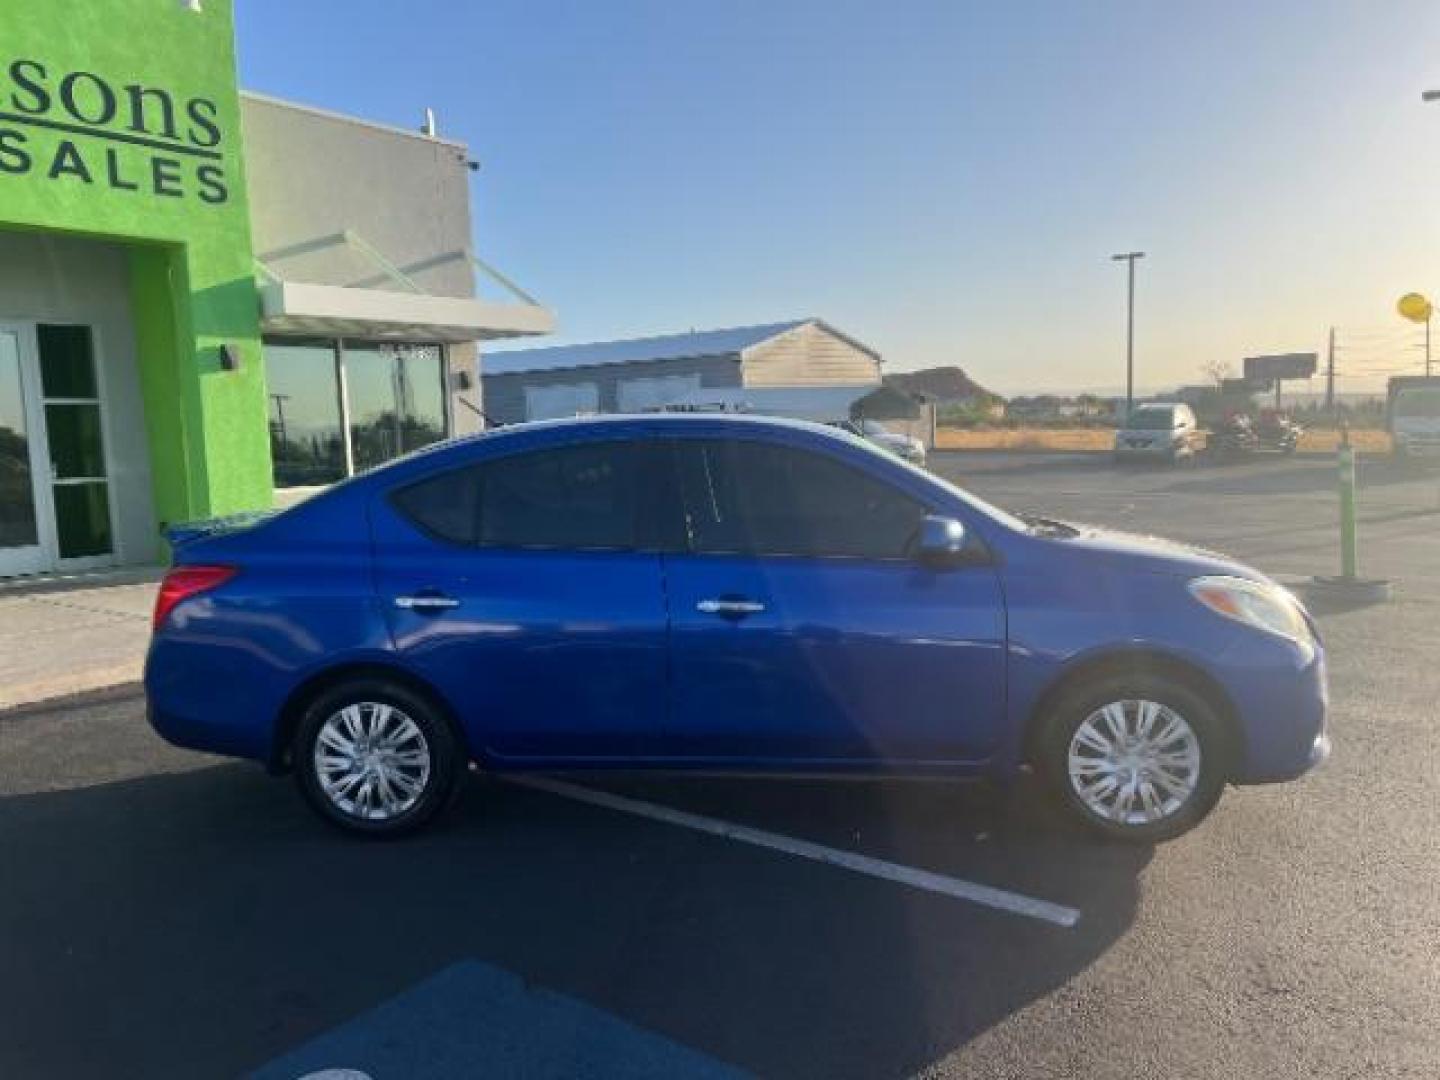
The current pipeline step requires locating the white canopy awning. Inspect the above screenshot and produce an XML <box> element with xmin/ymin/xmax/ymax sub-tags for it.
<box><xmin>256</xmin><ymin>231</ymin><xmax>555</xmax><ymax>343</ymax></box>
<box><xmin>259</xmin><ymin>280</ymin><xmax>555</xmax><ymax>343</ymax></box>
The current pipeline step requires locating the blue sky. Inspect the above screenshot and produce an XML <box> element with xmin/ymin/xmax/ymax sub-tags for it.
<box><xmin>237</xmin><ymin>1</ymin><xmax>1440</xmax><ymax>395</ymax></box>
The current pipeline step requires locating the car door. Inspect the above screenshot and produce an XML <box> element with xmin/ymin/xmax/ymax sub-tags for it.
<box><xmin>370</xmin><ymin>436</ymin><xmax>670</xmax><ymax>762</ymax></box>
<box><xmin>660</xmin><ymin>433</ymin><xmax>1008</xmax><ymax>765</ymax></box>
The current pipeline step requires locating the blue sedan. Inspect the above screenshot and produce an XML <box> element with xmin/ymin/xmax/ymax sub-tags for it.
<box><xmin>145</xmin><ymin>415</ymin><xmax>1328</xmax><ymax>841</ymax></box>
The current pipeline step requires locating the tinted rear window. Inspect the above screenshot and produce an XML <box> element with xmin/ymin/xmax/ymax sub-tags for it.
<box><xmin>391</xmin><ymin>441</ymin><xmax>641</xmax><ymax>550</ymax></box>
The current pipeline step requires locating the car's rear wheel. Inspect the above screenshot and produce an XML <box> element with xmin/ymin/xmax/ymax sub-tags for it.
<box><xmin>1039</xmin><ymin>674</ymin><xmax>1230</xmax><ymax>842</ymax></box>
<box><xmin>295</xmin><ymin>679</ymin><xmax>462</xmax><ymax>837</ymax></box>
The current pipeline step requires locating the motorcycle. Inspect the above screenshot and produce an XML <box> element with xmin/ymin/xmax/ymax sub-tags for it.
<box><xmin>1205</xmin><ymin>413</ymin><xmax>1259</xmax><ymax>463</ymax></box>
<box><xmin>1254</xmin><ymin>410</ymin><xmax>1302</xmax><ymax>455</ymax></box>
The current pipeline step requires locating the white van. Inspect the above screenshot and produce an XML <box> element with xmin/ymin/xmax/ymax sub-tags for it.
<box><xmin>1113</xmin><ymin>402</ymin><xmax>1201</xmax><ymax>464</ymax></box>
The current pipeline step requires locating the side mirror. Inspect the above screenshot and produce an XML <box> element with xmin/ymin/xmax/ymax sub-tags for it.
<box><xmin>915</xmin><ymin>515</ymin><xmax>968</xmax><ymax>566</ymax></box>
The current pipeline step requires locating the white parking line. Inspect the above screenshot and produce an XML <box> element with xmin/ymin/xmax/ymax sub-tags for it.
<box><xmin>508</xmin><ymin>776</ymin><xmax>1081</xmax><ymax>929</ymax></box>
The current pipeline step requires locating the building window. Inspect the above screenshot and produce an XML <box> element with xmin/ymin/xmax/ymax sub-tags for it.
<box><xmin>524</xmin><ymin>381</ymin><xmax>598</xmax><ymax>421</ymax></box>
<box><xmin>263</xmin><ymin>338</ymin><xmax>450</xmax><ymax>488</ymax></box>
<box><xmin>344</xmin><ymin>343</ymin><xmax>447</xmax><ymax>472</ymax></box>
<box><xmin>264</xmin><ymin>339</ymin><xmax>347</xmax><ymax>488</ymax></box>
<box><xmin>616</xmin><ymin>373</ymin><xmax>701</xmax><ymax>412</ymax></box>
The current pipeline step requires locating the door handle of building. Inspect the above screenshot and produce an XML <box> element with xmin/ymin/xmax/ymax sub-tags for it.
<box><xmin>696</xmin><ymin>598</ymin><xmax>766</xmax><ymax>617</ymax></box>
<box><xmin>394</xmin><ymin>594</ymin><xmax>460</xmax><ymax>612</ymax></box>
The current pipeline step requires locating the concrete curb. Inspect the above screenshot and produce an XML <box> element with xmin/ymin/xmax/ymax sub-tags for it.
<box><xmin>0</xmin><ymin>679</ymin><xmax>144</xmax><ymax>720</ymax></box>
<box><xmin>0</xmin><ymin>664</ymin><xmax>145</xmax><ymax>714</ymax></box>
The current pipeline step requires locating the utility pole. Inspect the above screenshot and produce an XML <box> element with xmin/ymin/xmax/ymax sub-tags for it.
<box><xmin>1324</xmin><ymin>327</ymin><xmax>1336</xmax><ymax>416</ymax></box>
<box><xmin>269</xmin><ymin>393</ymin><xmax>290</xmax><ymax>447</ymax></box>
<box><xmin>1111</xmin><ymin>251</ymin><xmax>1145</xmax><ymax>419</ymax></box>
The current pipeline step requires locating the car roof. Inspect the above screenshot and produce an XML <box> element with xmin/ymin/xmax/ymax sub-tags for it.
<box><xmin>366</xmin><ymin>411</ymin><xmax>861</xmax><ymax>480</ymax></box>
<box><xmin>441</xmin><ymin>411</ymin><xmax>847</xmax><ymax>452</ymax></box>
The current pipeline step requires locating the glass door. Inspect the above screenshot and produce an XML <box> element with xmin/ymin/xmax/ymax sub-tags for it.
<box><xmin>36</xmin><ymin>325</ymin><xmax>114</xmax><ymax>565</ymax></box>
<box><xmin>0</xmin><ymin>326</ymin><xmax>48</xmax><ymax>577</ymax></box>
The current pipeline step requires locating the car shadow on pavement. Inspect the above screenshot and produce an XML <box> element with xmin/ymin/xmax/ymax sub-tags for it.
<box><xmin>0</xmin><ymin>764</ymin><xmax>1150</xmax><ymax>1079</ymax></box>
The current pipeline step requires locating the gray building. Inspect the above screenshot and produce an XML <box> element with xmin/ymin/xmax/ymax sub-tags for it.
<box><xmin>482</xmin><ymin>319</ymin><xmax>882</xmax><ymax>425</ymax></box>
<box><xmin>245</xmin><ymin>92</ymin><xmax>553</xmax><ymax>495</ymax></box>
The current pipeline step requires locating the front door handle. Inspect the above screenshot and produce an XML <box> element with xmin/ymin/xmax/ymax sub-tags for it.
<box><xmin>394</xmin><ymin>594</ymin><xmax>460</xmax><ymax>612</ymax></box>
<box><xmin>696</xmin><ymin>598</ymin><xmax>766</xmax><ymax>617</ymax></box>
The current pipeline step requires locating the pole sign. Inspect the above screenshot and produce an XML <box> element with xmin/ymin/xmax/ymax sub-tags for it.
<box><xmin>1243</xmin><ymin>353</ymin><xmax>1317</xmax><ymax>382</ymax></box>
<box><xmin>1221</xmin><ymin>376</ymin><xmax>1272</xmax><ymax>395</ymax></box>
<box><xmin>1397</xmin><ymin>292</ymin><xmax>1432</xmax><ymax>324</ymax></box>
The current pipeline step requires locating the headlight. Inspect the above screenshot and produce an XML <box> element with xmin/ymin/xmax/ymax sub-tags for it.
<box><xmin>1188</xmin><ymin>575</ymin><xmax>1313</xmax><ymax>644</ymax></box>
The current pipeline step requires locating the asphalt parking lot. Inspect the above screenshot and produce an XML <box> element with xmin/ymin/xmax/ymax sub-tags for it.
<box><xmin>2</xmin><ymin>451</ymin><xmax>1438</xmax><ymax>1079</ymax></box>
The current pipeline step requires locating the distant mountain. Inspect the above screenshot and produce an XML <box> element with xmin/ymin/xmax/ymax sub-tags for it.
<box><xmin>883</xmin><ymin>366</ymin><xmax>1000</xmax><ymax>402</ymax></box>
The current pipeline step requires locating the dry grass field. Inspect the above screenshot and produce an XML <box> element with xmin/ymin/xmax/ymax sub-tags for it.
<box><xmin>934</xmin><ymin>427</ymin><xmax>1393</xmax><ymax>455</ymax></box>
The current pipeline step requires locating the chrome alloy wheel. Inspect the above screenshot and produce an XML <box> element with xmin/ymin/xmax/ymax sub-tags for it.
<box><xmin>313</xmin><ymin>702</ymin><xmax>432</xmax><ymax>821</ymax></box>
<box><xmin>1067</xmin><ymin>699</ymin><xmax>1202</xmax><ymax>826</ymax></box>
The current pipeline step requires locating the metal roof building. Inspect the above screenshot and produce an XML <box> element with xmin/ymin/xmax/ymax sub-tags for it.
<box><xmin>481</xmin><ymin>319</ymin><xmax>883</xmax><ymax>425</ymax></box>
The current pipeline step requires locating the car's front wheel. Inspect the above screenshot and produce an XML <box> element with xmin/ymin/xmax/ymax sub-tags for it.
<box><xmin>1039</xmin><ymin>674</ymin><xmax>1230</xmax><ymax>842</ymax></box>
<box><xmin>295</xmin><ymin>679</ymin><xmax>463</xmax><ymax>837</ymax></box>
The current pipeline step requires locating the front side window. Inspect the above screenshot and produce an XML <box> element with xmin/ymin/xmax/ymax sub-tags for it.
<box><xmin>674</xmin><ymin>439</ymin><xmax>925</xmax><ymax>559</ymax></box>
<box><xmin>393</xmin><ymin>441</ymin><xmax>641</xmax><ymax>551</ymax></box>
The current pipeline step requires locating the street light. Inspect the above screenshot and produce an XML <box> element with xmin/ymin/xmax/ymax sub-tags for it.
<box><xmin>1111</xmin><ymin>251</ymin><xmax>1146</xmax><ymax>419</ymax></box>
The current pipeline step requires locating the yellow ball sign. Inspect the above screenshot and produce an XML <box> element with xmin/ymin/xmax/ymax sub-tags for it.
<box><xmin>1397</xmin><ymin>292</ymin><xmax>1432</xmax><ymax>323</ymax></box>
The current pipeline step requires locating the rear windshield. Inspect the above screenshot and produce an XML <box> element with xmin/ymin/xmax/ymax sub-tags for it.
<box><xmin>1126</xmin><ymin>408</ymin><xmax>1178</xmax><ymax>430</ymax></box>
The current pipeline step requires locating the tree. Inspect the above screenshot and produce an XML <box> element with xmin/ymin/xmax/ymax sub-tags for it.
<box><xmin>1200</xmin><ymin>358</ymin><xmax>1233</xmax><ymax>386</ymax></box>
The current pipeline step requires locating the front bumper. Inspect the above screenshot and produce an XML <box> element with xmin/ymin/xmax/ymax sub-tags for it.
<box><xmin>1226</xmin><ymin>641</ymin><xmax>1330</xmax><ymax>784</ymax></box>
<box><xmin>1114</xmin><ymin>442</ymin><xmax>1179</xmax><ymax>458</ymax></box>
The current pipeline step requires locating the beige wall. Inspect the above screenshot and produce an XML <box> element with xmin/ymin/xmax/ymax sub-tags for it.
<box><xmin>241</xmin><ymin>94</ymin><xmax>484</xmax><ymax>437</ymax></box>
<box><xmin>241</xmin><ymin>94</ymin><xmax>475</xmax><ymax>298</ymax></box>
<box><xmin>741</xmin><ymin>323</ymin><xmax>881</xmax><ymax>388</ymax></box>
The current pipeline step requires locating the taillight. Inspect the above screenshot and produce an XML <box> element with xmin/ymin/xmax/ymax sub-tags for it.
<box><xmin>152</xmin><ymin>565</ymin><xmax>237</xmax><ymax>631</ymax></box>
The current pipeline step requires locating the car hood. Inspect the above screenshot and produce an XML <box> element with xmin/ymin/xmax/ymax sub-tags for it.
<box><xmin>1039</xmin><ymin>520</ymin><xmax>1266</xmax><ymax>582</ymax></box>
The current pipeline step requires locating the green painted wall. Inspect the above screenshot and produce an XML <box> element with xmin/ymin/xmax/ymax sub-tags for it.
<box><xmin>0</xmin><ymin>0</ymin><xmax>270</xmax><ymax>526</ymax></box>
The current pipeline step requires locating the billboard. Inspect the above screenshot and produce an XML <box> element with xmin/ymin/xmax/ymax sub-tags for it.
<box><xmin>1244</xmin><ymin>353</ymin><xmax>1317</xmax><ymax>381</ymax></box>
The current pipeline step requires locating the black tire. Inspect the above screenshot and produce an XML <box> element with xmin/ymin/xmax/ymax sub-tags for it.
<box><xmin>294</xmin><ymin>677</ymin><xmax>463</xmax><ymax>837</ymax></box>
<box><xmin>1037</xmin><ymin>673</ymin><xmax>1231</xmax><ymax>843</ymax></box>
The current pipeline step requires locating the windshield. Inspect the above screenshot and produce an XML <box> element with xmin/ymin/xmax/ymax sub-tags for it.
<box><xmin>1393</xmin><ymin>388</ymin><xmax>1440</xmax><ymax>418</ymax></box>
<box><xmin>1125</xmin><ymin>408</ymin><xmax>1177</xmax><ymax>431</ymax></box>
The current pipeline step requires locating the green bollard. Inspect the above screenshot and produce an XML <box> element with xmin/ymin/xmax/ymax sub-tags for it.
<box><xmin>1310</xmin><ymin>424</ymin><xmax>1388</xmax><ymax>603</ymax></box>
<box><xmin>1338</xmin><ymin>429</ymin><xmax>1357</xmax><ymax>581</ymax></box>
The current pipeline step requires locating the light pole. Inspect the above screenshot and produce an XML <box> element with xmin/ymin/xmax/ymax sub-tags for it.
<box><xmin>1111</xmin><ymin>251</ymin><xmax>1145</xmax><ymax>419</ymax></box>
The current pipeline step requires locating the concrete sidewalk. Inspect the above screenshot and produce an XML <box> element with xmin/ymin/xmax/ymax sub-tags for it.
<box><xmin>0</xmin><ymin>579</ymin><xmax>159</xmax><ymax>710</ymax></box>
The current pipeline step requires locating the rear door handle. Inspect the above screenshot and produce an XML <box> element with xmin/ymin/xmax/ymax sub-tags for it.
<box><xmin>696</xmin><ymin>598</ymin><xmax>766</xmax><ymax>617</ymax></box>
<box><xmin>394</xmin><ymin>594</ymin><xmax>460</xmax><ymax>612</ymax></box>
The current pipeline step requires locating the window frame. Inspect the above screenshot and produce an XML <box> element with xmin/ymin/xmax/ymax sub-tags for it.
<box><xmin>661</xmin><ymin>434</ymin><xmax>933</xmax><ymax>564</ymax></box>
<box><xmin>263</xmin><ymin>335</ymin><xmax>452</xmax><ymax>490</ymax></box>
<box><xmin>387</xmin><ymin>437</ymin><xmax>669</xmax><ymax>555</ymax></box>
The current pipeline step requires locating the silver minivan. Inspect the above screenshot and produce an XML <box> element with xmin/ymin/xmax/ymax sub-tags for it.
<box><xmin>1113</xmin><ymin>402</ymin><xmax>1201</xmax><ymax>463</ymax></box>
